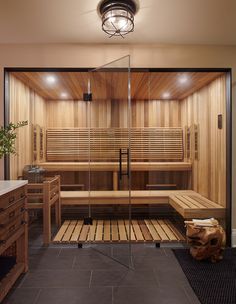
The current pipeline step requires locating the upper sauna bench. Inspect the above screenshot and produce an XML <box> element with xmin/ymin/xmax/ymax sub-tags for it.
<box><xmin>35</xmin><ymin>126</ymin><xmax>192</xmax><ymax>189</ymax></box>
<box><xmin>38</xmin><ymin>161</ymin><xmax>192</xmax><ymax>172</ymax></box>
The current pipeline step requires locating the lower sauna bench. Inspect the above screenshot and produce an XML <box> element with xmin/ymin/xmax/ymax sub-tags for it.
<box><xmin>169</xmin><ymin>194</ymin><xmax>225</xmax><ymax>219</ymax></box>
<box><xmin>53</xmin><ymin>219</ymin><xmax>185</xmax><ymax>244</ymax></box>
<box><xmin>54</xmin><ymin>190</ymin><xmax>225</xmax><ymax>244</ymax></box>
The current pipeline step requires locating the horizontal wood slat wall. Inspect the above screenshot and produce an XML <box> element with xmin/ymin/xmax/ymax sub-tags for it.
<box><xmin>181</xmin><ymin>75</ymin><xmax>226</xmax><ymax>207</ymax></box>
<box><xmin>45</xmin><ymin>98</ymin><xmax>184</xmax><ymax>189</ymax></box>
<box><xmin>46</xmin><ymin>127</ymin><xmax>183</xmax><ymax>162</ymax></box>
<box><xmin>45</xmin><ymin>98</ymin><xmax>184</xmax><ymax>190</ymax></box>
<box><xmin>9</xmin><ymin>75</ymin><xmax>47</xmax><ymax>179</ymax></box>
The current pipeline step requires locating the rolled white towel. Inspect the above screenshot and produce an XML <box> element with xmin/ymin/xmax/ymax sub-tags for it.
<box><xmin>185</xmin><ymin>218</ymin><xmax>218</xmax><ymax>227</ymax></box>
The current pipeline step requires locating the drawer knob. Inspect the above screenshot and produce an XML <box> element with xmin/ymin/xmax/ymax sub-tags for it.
<box><xmin>9</xmin><ymin>211</ymin><xmax>15</xmax><ymax>218</ymax></box>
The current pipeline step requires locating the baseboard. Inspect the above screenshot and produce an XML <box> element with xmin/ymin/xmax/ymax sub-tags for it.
<box><xmin>232</xmin><ymin>229</ymin><xmax>236</xmax><ymax>247</ymax></box>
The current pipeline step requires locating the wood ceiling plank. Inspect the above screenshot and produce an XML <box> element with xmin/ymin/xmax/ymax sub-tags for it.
<box><xmin>11</xmin><ymin>71</ymin><xmax>224</xmax><ymax>101</ymax></box>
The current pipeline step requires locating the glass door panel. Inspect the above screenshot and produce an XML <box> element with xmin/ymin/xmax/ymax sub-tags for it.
<box><xmin>87</xmin><ymin>56</ymin><xmax>132</xmax><ymax>267</ymax></box>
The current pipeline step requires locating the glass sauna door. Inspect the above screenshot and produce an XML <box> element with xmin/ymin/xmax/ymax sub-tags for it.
<box><xmin>87</xmin><ymin>56</ymin><xmax>132</xmax><ymax>267</ymax></box>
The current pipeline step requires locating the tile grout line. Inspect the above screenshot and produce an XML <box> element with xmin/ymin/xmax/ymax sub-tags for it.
<box><xmin>33</xmin><ymin>288</ymin><xmax>42</xmax><ymax>304</ymax></box>
<box><xmin>57</xmin><ymin>248</ymin><xmax>62</xmax><ymax>257</ymax></box>
<box><xmin>163</xmin><ymin>248</ymin><xmax>168</xmax><ymax>256</ymax></box>
<box><xmin>153</xmin><ymin>268</ymin><xmax>161</xmax><ymax>287</ymax></box>
<box><xmin>111</xmin><ymin>246</ymin><xmax>114</xmax><ymax>257</ymax></box>
<box><xmin>112</xmin><ymin>286</ymin><xmax>114</xmax><ymax>304</ymax></box>
<box><xmin>152</xmin><ymin>268</ymin><xmax>161</xmax><ymax>286</ymax></box>
<box><xmin>89</xmin><ymin>270</ymin><xmax>93</xmax><ymax>288</ymax></box>
<box><xmin>72</xmin><ymin>256</ymin><xmax>77</xmax><ymax>268</ymax></box>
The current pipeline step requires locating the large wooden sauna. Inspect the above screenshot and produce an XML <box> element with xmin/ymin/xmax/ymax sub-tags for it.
<box><xmin>5</xmin><ymin>59</ymin><xmax>230</xmax><ymax>254</ymax></box>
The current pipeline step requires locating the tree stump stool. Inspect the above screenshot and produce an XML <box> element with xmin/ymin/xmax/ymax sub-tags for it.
<box><xmin>185</xmin><ymin>219</ymin><xmax>226</xmax><ymax>263</ymax></box>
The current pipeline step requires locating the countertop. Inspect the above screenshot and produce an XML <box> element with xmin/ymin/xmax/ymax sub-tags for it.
<box><xmin>0</xmin><ymin>180</ymin><xmax>28</xmax><ymax>196</ymax></box>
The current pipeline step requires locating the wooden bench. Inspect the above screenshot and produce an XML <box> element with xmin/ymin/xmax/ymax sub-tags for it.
<box><xmin>38</xmin><ymin>161</ymin><xmax>192</xmax><ymax>172</ymax></box>
<box><xmin>60</xmin><ymin>190</ymin><xmax>225</xmax><ymax>219</ymax></box>
<box><xmin>38</xmin><ymin>162</ymin><xmax>192</xmax><ymax>191</ymax></box>
<box><xmin>60</xmin><ymin>190</ymin><xmax>194</xmax><ymax>205</ymax></box>
<box><xmin>169</xmin><ymin>194</ymin><xmax>225</xmax><ymax>219</ymax></box>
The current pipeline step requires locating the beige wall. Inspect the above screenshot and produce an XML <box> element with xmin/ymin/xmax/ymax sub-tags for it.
<box><xmin>0</xmin><ymin>43</ymin><xmax>235</xmax><ymax>232</ymax></box>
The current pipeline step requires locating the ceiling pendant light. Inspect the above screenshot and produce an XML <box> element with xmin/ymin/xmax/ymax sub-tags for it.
<box><xmin>98</xmin><ymin>0</ymin><xmax>137</xmax><ymax>38</ymax></box>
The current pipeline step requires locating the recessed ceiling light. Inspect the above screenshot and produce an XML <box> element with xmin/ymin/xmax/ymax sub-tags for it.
<box><xmin>162</xmin><ymin>92</ymin><xmax>170</xmax><ymax>99</ymax></box>
<box><xmin>60</xmin><ymin>92</ymin><xmax>68</xmax><ymax>98</ymax></box>
<box><xmin>46</xmin><ymin>75</ymin><xmax>56</xmax><ymax>84</ymax></box>
<box><xmin>179</xmin><ymin>75</ymin><xmax>189</xmax><ymax>84</ymax></box>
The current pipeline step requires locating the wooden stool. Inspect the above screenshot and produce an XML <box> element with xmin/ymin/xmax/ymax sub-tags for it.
<box><xmin>26</xmin><ymin>175</ymin><xmax>61</xmax><ymax>245</ymax></box>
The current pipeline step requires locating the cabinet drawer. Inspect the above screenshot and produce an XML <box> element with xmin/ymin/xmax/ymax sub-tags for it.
<box><xmin>0</xmin><ymin>213</ymin><xmax>26</xmax><ymax>243</ymax></box>
<box><xmin>0</xmin><ymin>200</ymin><xmax>25</xmax><ymax>226</ymax></box>
<box><xmin>0</xmin><ymin>187</ymin><xmax>25</xmax><ymax>211</ymax></box>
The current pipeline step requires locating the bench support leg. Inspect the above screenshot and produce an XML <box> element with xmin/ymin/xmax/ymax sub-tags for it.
<box><xmin>113</xmin><ymin>171</ymin><xmax>118</xmax><ymax>190</ymax></box>
<box><xmin>78</xmin><ymin>243</ymin><xmax>83</xmax><ymax>249</ymax></box>
<box><xmin>155</xmin><ymin>243</ymin><xmax>160</xmax><ymax>248</ymax></box>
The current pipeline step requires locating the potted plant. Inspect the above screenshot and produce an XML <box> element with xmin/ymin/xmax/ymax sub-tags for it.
<box><xmin>0</xmin><ymin>121</ymin><xmax>28</xmax><ymax>159</ymax></box>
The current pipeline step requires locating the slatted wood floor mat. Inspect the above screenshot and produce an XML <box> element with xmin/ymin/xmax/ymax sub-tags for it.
<box><xmin>53</xmin><ymin>219</ymin><xmax>185</xmax><ymax>243</ymax></box>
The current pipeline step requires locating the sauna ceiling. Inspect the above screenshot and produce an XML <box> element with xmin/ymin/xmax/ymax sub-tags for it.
<box><xmin>11</xmin><ymin>71</ymin><xmax>223</xmax><ymax>101</ymax></box>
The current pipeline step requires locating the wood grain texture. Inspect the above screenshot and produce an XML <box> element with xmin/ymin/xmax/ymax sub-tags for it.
<box><xmin>9</xmin><ymin>75</ymin><xmax>47</xmax><ymax>179</ymax></box>
<box><xmin>0</xmin><ymin>184</ymin><xmax>28</xmax><ymax>303</ymax></box>
<box><xmin>53</xmin><ymin>219</ymin><xmax>185</xmax><ymax>243</ymax></box>
<box><xmin>37</xmin><ymin>161</ymin><xmax>192</xmax><ymax>172</ymax></box>
<box><xmin>9</xmin><ymin>75</ymin><xmax>31</xmax><ymax>179</ymax></box>
<box><xmin>11</xmin><ymin>71</ymin><xmax>223</xmax><ymax>101</ymax></box>
<box><xmin>60</xmin><ymin>189</ymin><xmax>195</xmax><ymax>205</ymax></box>
<box><xmin>169</xmin><ymin>194</ymin><xmax>225</xmax><ymax>219</ymax></box>
<box><xmin>181</xmin><ymin>75</ymin><xmax>226</xmax><ymax>207</ymax></box>
<box><xmin>46</xmin><ymin>99</ymin><xmax>181</xmax><ymax>128</ymax></box>
<box><xmin>45</xmin><ymin>127</ymin><xmax>184</xmax><ymax>161</ymax></box>
<box><xmin>45</xmin><ymin>98</ymin><xmax>183</xmax><ymax>190</ymax></box>
<box><xmin>9</xmin><ymin>72</ymin><xmax>226</xmax><ymax>202</ymax></box>
<box><xmin>26</xmin><ymin>176</ymin><xmax>61</xmax><ymax>244</ymax></box>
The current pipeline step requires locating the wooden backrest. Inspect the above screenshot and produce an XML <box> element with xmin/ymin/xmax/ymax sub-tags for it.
<box><xmin>46</xmin><ymin>127</ymin><xmax>183</xmax><ymax>162</ymax></box>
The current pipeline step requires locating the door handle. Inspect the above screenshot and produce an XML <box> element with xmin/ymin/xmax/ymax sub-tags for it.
<box><xmin>119</xmin><ymin>148</ymin><xmax>122</xmax><ymax>180</ymax></box>
<box><xmin>119</xmin><ymin>148</ymin><xmax>129</xmax><ymax>180</ymax></box>
<box><xmin>127</xmin><ymin>148</ymin><xmax>130</xmax><ymax>178</ymax></box>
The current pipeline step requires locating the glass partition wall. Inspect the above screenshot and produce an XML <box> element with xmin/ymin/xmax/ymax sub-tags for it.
<box><xmin>6</xmin><ymin>66</ymin><xmax>230</xmax><ymax>260</ymax></box>
<box><xmin>87</xmin><ymin>56</ymin><xmax>132</xmax><ymax>267</ymax></box>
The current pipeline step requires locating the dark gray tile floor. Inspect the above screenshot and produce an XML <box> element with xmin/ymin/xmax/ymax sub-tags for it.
<box><xmin>2</xmin><ymin>223</ymin><xmax>201</xmax><ymax>304</ymax></box>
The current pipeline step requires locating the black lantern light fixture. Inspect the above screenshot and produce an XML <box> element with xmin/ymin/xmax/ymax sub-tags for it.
<box><xmin>98</xmin><ymin>0</ymin><xmax>137</xmax><ymax>38</ymax></box>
